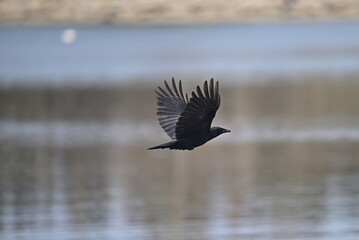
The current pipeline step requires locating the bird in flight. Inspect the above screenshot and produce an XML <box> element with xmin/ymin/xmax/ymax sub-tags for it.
<box><xmin>148</xmin><ymin>78</ymin><xmax>230</xmax><ymax>150</ymax></box>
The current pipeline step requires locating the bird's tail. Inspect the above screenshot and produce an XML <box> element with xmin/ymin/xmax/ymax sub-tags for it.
<box><xmin>147</xmin><ymin>141</ymin><xmax>177</xmax><ymax>150</ymax></box>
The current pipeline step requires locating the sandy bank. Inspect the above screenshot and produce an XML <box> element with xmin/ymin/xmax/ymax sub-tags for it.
<box><xmin>1</xmin><ymin>0</ymin><xmax>359</xmax><ymax>25</ymax></box>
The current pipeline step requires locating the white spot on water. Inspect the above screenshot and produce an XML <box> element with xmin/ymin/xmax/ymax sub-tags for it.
<box><xmin>61</xmin><ymin>28</ymin><xmax>77</xmax><ymax>44</ymax></box>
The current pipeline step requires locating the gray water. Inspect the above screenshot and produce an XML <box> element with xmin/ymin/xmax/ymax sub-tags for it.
<box><xmin>1</xmin><ymin>23</ymin><xmax>359</xmax><ymax>240</ymax></box>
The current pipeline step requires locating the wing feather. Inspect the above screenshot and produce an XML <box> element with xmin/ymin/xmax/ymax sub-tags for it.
<box><xmin>196</xmin><ymin>86</ymin><xmax>205</xmax><ymax>99</ymax></box>
<box><xmin>179</xmin><ymin>81</ymin><xmax>185</xmax><ymax>100</ymax></box>
<box><xmin>203</xmin><ymin>81</ymin><xmax>210</xmax><ymax>99</ymax></box>
<box><xmin>214</xmin><ymin>80</ymin><xmax>219</xmax><ymax>102</ymax></box>
<box><xmin>155</xmin><ymin>78</ymin><xmax>188</xmax><ymax>140</ymax></box>
<box><xmin>153</xmin><ymin>78</ymin><xmax>222</xmax><ymax>140</ymax></box>
<box><xmin>158</xmin><ymin>86</ymin><xmax>169</xmax><ymax>97</ymax></box>
<box><xmin>164</xmin><ymin>80</ymin><xmax>175</xmax><ymax>96</ymax></box>
<box><xmin>209</xmin><ymin>78</ymin><xmax>215</xmax><ymax>99</ymax></box>
<box><xmin>175</xmin><ymin>79</ymin><xmax>221</xmax><ymax>140</ymax></box>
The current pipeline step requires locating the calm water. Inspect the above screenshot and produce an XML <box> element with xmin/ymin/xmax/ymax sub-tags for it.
<box><xmin>1</xmin><ymin>23</ymin><xmax>359</xmax><ymax>240</ymax></box>
<box><xmin>0</xmin><ymin>22</ymin><xmax>359</xmax><ymax>86</ymax></box>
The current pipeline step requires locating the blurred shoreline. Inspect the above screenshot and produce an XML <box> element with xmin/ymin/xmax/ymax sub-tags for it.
<box><xmin>1</xmin><ymin>0</ymin><xmax>359</xmax><ymax>26</ymax></box>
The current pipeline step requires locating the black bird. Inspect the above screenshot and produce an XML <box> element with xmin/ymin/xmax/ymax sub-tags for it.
<box><xmin>148</xmin><ymin>78</ymin><xmax>230</xmax><ymax>150</ymax></box>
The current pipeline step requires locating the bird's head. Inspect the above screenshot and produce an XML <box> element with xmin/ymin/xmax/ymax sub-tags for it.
<box><xmin>210</xmin><ymin>126</ymin><xmax>231</xmax><ymax>139</ymax></box>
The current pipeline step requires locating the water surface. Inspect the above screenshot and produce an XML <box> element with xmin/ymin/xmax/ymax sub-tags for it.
<box><xmin>1</xmin><ymin>23</ymin><xmax>359</xmax><ymax>240</ymax></box>
<box><xmin>1</xmin><ymin>81</ymin><xmax>359</xmax><ymax>240</ymax></box>
<box><xmin>1</xmin><ymin>22</ymin><xmax>359</xmax><ymax>86</ymax></box>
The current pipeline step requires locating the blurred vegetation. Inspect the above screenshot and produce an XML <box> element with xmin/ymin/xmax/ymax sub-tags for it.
<box><xmin>1</xmin><ymin>75</ymin><xmax>358</xmax><ymax>124</ymax></box>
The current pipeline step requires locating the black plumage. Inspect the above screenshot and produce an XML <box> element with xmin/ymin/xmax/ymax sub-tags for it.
<box><xmin>148</xmin><ymin>78</ymin><xmax>230</xmax><ymax>150</ymax></box>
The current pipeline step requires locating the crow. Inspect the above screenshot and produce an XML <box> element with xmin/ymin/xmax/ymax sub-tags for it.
<box><xmin>148</xmin><ymin>78</ymin><xmax>230</xmax><ymax>150</ymax></box>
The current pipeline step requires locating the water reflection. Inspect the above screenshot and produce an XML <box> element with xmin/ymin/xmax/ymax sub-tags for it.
<box><xmin>1</xmin><ymin>143</ymin><xmax>359</xmax><ymax>239</ymax></box>
<box><xmin>1</xmin><ymin>80</ymin><xmax>359</xmax><ymax>239</ymax></box>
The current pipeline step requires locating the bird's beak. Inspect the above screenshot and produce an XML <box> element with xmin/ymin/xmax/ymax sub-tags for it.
<box><xmin>224</xmin><ymin>129</ymin><xmax>231</xmax><ymax>133</ymax></box>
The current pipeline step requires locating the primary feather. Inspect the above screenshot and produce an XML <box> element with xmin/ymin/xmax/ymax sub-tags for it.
<box><xmin>156</xmin><ymin>78</ymin><xmax>188</xmax><ymax>140</ymax></box>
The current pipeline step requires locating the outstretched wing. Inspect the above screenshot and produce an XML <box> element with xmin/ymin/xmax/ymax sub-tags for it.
<box><xmin>175</xmin><ymin>78</ymin><xmax>221</xmax><ymax>140</ymax></box>
<box><xmin>156</xmin><ymin>78</ymin><xmax>188</xmax><ymax>140</ymax></box>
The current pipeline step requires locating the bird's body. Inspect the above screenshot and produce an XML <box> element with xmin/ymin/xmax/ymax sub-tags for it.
<box><xmin>148</xmin><ymin>132</ymin><xmax>209</xmax><ymax>150</ymax></box>
<box><xmin>148</xmin><ymin>127</ymin><xmax>228</xmax><ymax>150</ymax></box>
<box><xmin>148</xmin><ymin>78</ymin><xmax>230</xmax><ymax>150</ymax></box>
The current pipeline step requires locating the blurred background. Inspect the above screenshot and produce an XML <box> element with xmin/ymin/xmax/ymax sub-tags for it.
<box><xmin>1</xmin><ymin>1</ymin><xmax>359</xmax><ymax>240</ymax></box>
